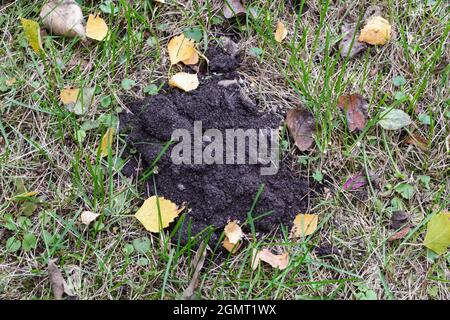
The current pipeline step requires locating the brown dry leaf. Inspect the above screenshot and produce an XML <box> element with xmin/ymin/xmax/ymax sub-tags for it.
<box><xmin>291</xmin><ymin>214</ymin><xmax>318</xmax><ymax>238</ymax></box>
<box><xmin>100</xmin><ymin>127</ymin><xmax>115</xmax><ymax>157</ymax></box>
<box><xmin>223</xmin><ymin>0</ymin><xmax>246</xmax><ymax>19</ymax></box>
<box><xmin>405</xmin><ymin>133</ymin><xmax>429</xmax><ymax>152</ymax></box>
<box><xmin>48</xmin><ymin>259</ymin><xmax>78</xmax><ymax>300</ymax></box>
<box><xmin>40</xmin><ymin>0</ymin><xmax>86</xmax><ymax>40</ymax></box>
<box><xmin>358</xmin><ymin>16</ymin><xmax>391</xmax><ymax>45</ymax></box>
<box><xmin>339</xmin><ymin>24</ymin><xmax>367</xmax><ymax>59</ymax></box>
<box><xmin>167</xmin><ymin>34</ymin><xmax>199</xmax><ymax>65</ymax></box>
<box><xmin>285</xmin><ymin>108</ymin><xmax>316</xmax><ymax>151</ymax></box>
<box><xmin>48</xmin><ymin>259</ymin><xmax>65</xmax><ymax>300</ymax></box>
<box><xmin>388</xmin><ymin>225</ymin><xmax>411</xmax><ymax>242</ymax></box>
<box><xmin>337</xmin><ymin>94</ymin><xmax>368</xmax><ymax>132</ymax></box>
<box><xmin>60</xmin><ymin>88</ymin><xmax>80</xmax><ymax>105</ymax></box>
<box><xmin>182</xmin><ymin>240</ymin><xmax>207</xmax><ymax>300</ymax></box>
<box><xmin>390</xmin><ymin>210</ymin><xmax>409</xmax><ymax>229</ymax></box>
<box><xmin>86</xmin><ymin>14</ymin><xmax>108</xmax><ymax>41</ymax></box>
<box><xmin>274</xmin><ymin>21</ymin><xmax>288</xmax><ymax>43</ymax></box>
<box><xmin>222</xmin><ymin>236</ymin><xmax>241</xmax><ymax>254</ymax></box>
<box><xmin>224</xmin><ymin>220</ymin><xmax>243</xmax><ymax>244</ymax></box>
<box><xmin>134</xmin><ymin>196</ymin><xmax>184</xmax><ymax>233</ymax></box>
<box><xmin>20</xmin><ymin>18</ymin><xmax>44</xmax><ymax>54</ymax></box>
<box><xmin>80</xmin><ymin>211</ymin><xmax>100</xmax><ymax>226</ymax></box>
<box><xmin>251</xmin><ymin>248</ymin><xmax>289</xmax><ymax>270</ymax></box>
<box><xmin>169</xmin><ymin>72</ymin><xmax>199</xmax><ymax>92</ymax></box>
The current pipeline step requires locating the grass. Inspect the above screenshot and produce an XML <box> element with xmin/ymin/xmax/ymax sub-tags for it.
<box><xmin>0</xmin><ymin>0</ymin><xmax>449</xmax><ymax>300</ymax></box>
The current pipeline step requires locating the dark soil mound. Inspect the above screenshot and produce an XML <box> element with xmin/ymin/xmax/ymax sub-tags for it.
<box><xmin>120</xmin><ymin>47</ymin><xmax>312</xmax><ymax>246</ymax></box>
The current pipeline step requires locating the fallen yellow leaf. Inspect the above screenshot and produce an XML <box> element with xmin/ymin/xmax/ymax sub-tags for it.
<box><xmin>86</xmin><ymin>14</ymin><xmax>108</xmax><ymax>41</ymax></box>
<box><xmin>6</xmin><ymin>77</ymin><xmax>16</xmax><ymax>86</ymax></box>
<box><xmin>167</xmin><ymin>34</ymin><xmax>199</xmax><ymax>65</ymax></box>
<box><xmin>60</xmin><ymin>88</ymin><xmax>80</xmax><ymax>105</ymax></box>
<box><xmin>274</xmin><ymin>21</ymin><xmax>287</xmax><ymax>43</ymax></box>
<box><xmin>251</xmin><ymin>248</ymin><xmax>289</xmax><ymax>270</ymax></box>
<box><xmin>169</xmin><ymin>72</ymin><xmax>199</xmax><ymax>92</ymax></box>
<box><xmin>100</xmin><ymin>128</ymin><xmax>115</xmax><ymax>157</ymax></box>
<box><xmin>80</xmin><ymin>211</ymin><xmax>100</xmax><ymax>226</ymax></box>
<box><xmin>291</xmin><ymin>214</ymin><xmax>318</xmax><ymax>238</ymax></box>
<box><xmin>134</xmin><ymin>196</ymin><xmax>184</xmax><ymax>233</ymax></box>
<box><xmin>20</xmin><ymin>18</ymin><xmax>44</xmax><ymax>54</ymax></box>
<box><xmin>424</xmin><ymin>211</ymin><xmax>450</xmax><ymax>255</ymax></box>
<box><xmin>358</xmin><ymin>16</ymin><xmax>391</xmax><ymax>45</ymax></box>
<box><xmin>223</xmin><ymin>236</ymin><xmax>241</xmax><ymax>254</ymax></box>
<box><xmin>224</xmin><ymin>220</ymin><xmax>243</xmax><ymax>244</ymax></box>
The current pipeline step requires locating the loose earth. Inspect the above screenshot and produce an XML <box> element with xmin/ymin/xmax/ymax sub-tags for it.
<box><xmin>120</xmin><ymin>46</ymin><xmax>314</xmax><ymax>247</ymax></box>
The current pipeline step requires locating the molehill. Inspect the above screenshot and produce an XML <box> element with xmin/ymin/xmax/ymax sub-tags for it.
<box><xmin>120</xmin><ymin>46</ymin><xmax>313</xmax><ymax>246</ymax></box>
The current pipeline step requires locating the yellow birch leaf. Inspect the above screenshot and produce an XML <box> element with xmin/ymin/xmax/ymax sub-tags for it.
<box><xmin>274</xmin><ymin>21</ymin><xmax>288</xmax><ymax>43</ymax></box>
<box><xmin>424</xmin><ymin>212</ymin><xmax>450</xmax><ymax>255</ymax></box>
<box><xmin>169</xmin><ymin>72</ymin><xmax>199</xmax><ymax>92</ymax></box>
<box><xmin>134</xmin><ymin>196</ymin><xmax>184</xmax><ymax>233</ymax></box>
<box><xmin>167</xmin><ymin>34</ymin><xmax>198</xmax><ymax>65</ymax></box>
<box><xmin>100</xmin><ymin>128</ymin><xmax>115</xmax><ymax>157</ymax></box>
<box><xmin>224</xmin><ymin>220</ymin><xmax>243</xmax><ymax>244</ymax></box>
<box><xmin>222</xmin><ymin>237</ymin><xmax>241</xmax><ymax>254</ymax></box>
<box><xmin>291</xmin><ymin>214</ymin><xmax>318</xmax><ymax>238</ymax></box>
<box><xmin>251</xmin><ymin>248</ymin><xmax>289</xmax><ymax>270</ymax></box>
<box><xmin>86</xmin><ymin>14</ymin><xmax>108</xmax><ymax>41</ymax></box>
<box><xmin>20</xmin><ymin>18</ymin><xmax>44</xmax><ymax>54</ymax></box>
<box><xmin>358</xmin><ymin>16</ymin><xmax>391</xmax><ymax>45</ymax></box>
<box><xmin>181</xmin><ymin>49</ymin><xmax>200</xmax><ymax>65</ymax></box>
<box><xmin>60</xmin><ymin>88</ymin><xmax>80</xmax><ymax>105</ymax></box>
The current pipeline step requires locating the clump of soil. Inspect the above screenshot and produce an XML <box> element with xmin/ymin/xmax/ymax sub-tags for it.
<box><xmin>120</xmin><ymin>47</ymin><xmax>313</xmax><ymax>246</ymax></box>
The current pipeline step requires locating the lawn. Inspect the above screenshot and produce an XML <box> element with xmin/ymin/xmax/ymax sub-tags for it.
<box><xmin>0</xmin><ymin>0</ymin><xmax>449</xmax><ymax>300</ymax></box>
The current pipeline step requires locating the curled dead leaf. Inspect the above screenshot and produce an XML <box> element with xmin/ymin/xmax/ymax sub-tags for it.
<box><xmin>285</xmin><ymin>108</ymin><xmax>316</xmax><ymax>151</ymax></box>
<box><xmin>358</xmin><ymin>16</ymin><xmax>391</xmax><ymax>45</ymax></box>
<box><xmin>223</xmin><ymin>0</ymin><xmax>246</xmax><ymax>19</ymax></box>
<box><xmin>338</xmin><ymin>94</ymin><xmax>368</xmax><ymax>132</ymax></box>
<box><xmin>274</xmin><ymin>21</ymin><xmax>288</xmax><ymax>43</ymax></box>
<box><xmin>251</xmin><ymin>248</ymin><xmax>289</xmax><ymax>270</ymax></box>
<box><xmin>222</xmin><ymin>236</ymin><xmax>241</xmax><ymax>254</ymax></box>
<box><xmin>224</xmin><ymin>220</ymin><xmax>243</xmax><ymax>244</ymax></box>
<box><xmin>291</xmin><ymin>214</ymin><xmax>318</xmax><ymax>238</ymax></box>
<box><xmin>169</xmin><ymin>72</ymin><xmax>199</xmax><ymax>92</ymax></box>
<box><xmin>40</xmin><ymin>0</ymin><xmax>85</xmax><ymax>40</ymax></box>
